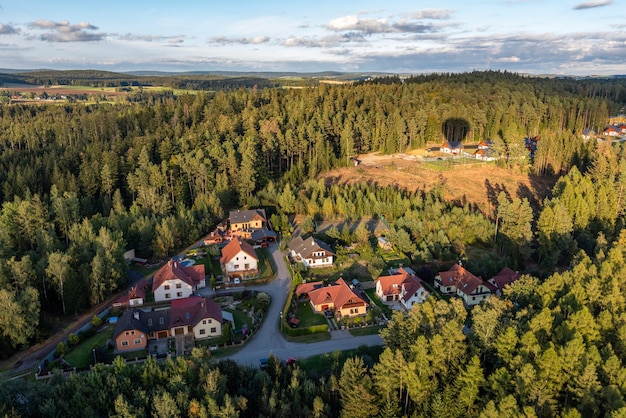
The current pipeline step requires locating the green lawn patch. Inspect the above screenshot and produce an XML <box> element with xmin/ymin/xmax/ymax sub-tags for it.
<box><xmin>284</xmin><ymin>332</ymin><xmax>331</xmax><ymax>343</ymax></box>
<box><xmin>129</xmin><ymin>263</ymin><xmax>160</xmax><ymax>277</ymax></box>
<box><xmin>65</xmin><ymin>326</ymin><xmax>114</xmax><ymax>368</ymax></box>
<box><xmin>294</xmin><ymin>301</ymin><xmax>327</xmax><ymax>327</ymax></box>
<box><xmin>299</xmin><ymin>345</ymin><xmax>384</xmax><ymax>377</ymax></box>
<box><xmin>256</xmin><ymin>248</ymin><xmax>275</xmax><ymax>280</ymax></box>
<box><xmin>349</xmin><ymin>326</ymin><xmax>383</xmax><ymax>337</ymax></box>
<box><xmin>224</xmin><ymin>308</ymin><xmax>251</xmax><ymax>330</ymax></box>
<box><xmin>364</xmin><ymin>288</ymin><xmax>393</xmax><ymax>318</ymax></box>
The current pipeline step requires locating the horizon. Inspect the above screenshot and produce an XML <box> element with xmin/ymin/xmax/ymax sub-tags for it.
<box><xmin>0</xmin><ymin>1</ymin><xmax>625</xmax><ymax>75</ymax></box>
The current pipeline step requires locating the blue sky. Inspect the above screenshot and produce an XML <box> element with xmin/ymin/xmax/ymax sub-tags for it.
<box><xmin>0</xmin><ymin>0</ymin><xmax>624</xmax><ymax>75</ymax></box>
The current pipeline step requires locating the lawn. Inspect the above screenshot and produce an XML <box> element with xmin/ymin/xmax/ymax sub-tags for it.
<box><xmin>65</xmin><ymin>326</ymin><xmax>114</xmax><ymax>368</ymax></box>
<box><xmin>294</xmin><ymin>301</ymin><xmax>327</xmax><ymax>327</ymax></box>
<box><xmin>224</xmin><ymin>308</ymin><xmax>252</xmax><ymax>330</ymax></box>
<box><xmin>298</xmin><ymin>345</ymin><xmax>384</xmax><ymax>378</ymax></box>
<box><xmin>365</xmin><ymin>288</ymin><xmax>392</xmax><ymax>318</ymax></box>
<box><xmin>256</xmin><ymin>247</ymin><xmax>275</xmax><ymax>280</ymax></box>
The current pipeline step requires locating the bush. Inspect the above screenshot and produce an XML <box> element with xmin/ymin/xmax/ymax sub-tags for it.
<box><xmin>56</xmin><ymin>342</ymin><xmax>69</xmax><ymax>358</ymax></box>
<box><xmin>91</xmin><ymin>315</ymin><xmax>103</xmax><ymax>327</ymax></box>
<box><xmin>68</xmin><ymin>333</ymin><xmax>80</xmax><ymax>346</ymax></box>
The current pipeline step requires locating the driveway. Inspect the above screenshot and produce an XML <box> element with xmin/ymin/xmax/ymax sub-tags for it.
<box><xmin>223</xmin><ymin>242</ymin><xmax>384</xmax><ymax>366</ymax></box>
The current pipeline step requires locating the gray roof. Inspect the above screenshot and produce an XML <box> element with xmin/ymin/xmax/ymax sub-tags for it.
<box><xmin>113</xmin><ymin>309</ymin><xmax>170</xmax><ymax>339</ymax></box>
<box><xmin>288</xmin><ymin>236</ymin><xmax>334</xmax><ymax>258</ymax></box>
<box><xmin>229</xmin><ymin>209</ymin><xmax>267</xmax><ymax>224</ymax></box>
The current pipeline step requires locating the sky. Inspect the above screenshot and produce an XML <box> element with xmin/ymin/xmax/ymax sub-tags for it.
<box><xmin>0</xmin><ymin>0</ymin><xmax>624</xmax><ymax>75</ymax></box>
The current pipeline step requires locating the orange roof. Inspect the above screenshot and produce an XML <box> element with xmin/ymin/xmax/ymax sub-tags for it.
<box><xmin>295</xmin><ymin>281</ymin><xmax>324</xmax><ymax>295</ymax></box>
<box><xmin>438</xmin><ymin>263</ymin><xmax>483</xmax><ymax>296</ymax></box>
<box><xmin>152</xmin><ymin>260</ymin><xmax>205</xmax><ymax>291</ymax></box>
<box><xmin>170</xmin><ymin>296</ymin><xmax>222</xmax><ymax>328</ymax></box>
<box><xmin>220</xmin><ymin>238</ymin><xmax>257</xmax><ymax>264</ymax></box>
<box><xmin>376</xmin><ymin>267</ymin><xmax>425</xmax><ymax>302</ymax></box>
<box><xmin>308</xmin><ymin>278</ymin><xmax>366</xmax><ymax>310</ymax></box>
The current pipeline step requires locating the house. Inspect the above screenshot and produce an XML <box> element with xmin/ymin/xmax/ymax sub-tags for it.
<box><xmin>251</xmin><ymin>228</ymin><xmax>277</xmax><ymax>247</ymax></box>
<box><xmin>475</xmin><ymin>148</ymin><xmax>497</xmax><ymax>161</ymax></box>
<box><xmin>288</xmin><ymin>236</ymin><xmax>334</xmax><ymax>268</ymax></box>
<box><xmin>220</xmin><ymin>238</ymin><xmax>259</xmax><ymax>280</ymax></box>
<box><xmin>603</xmin><ymin>126</ymin><xmax>620</xmax><ymax>137</ymax></box>
<box><xmin>488</xmin><ymin>267</ymin><xmax>522</xmax><ymax>296</ymax></box>
<box><xmin>152</xmin><ymin>260</ymin><xmax>206</xmax><ymax>302</ymax></box>
<box><xmin>581</xmin><ymin>129</ymin><xmax>595</xmax><ymax>140</ymax></box>
<box><xmin>304</xmin><ymin>278</ymin><xmax>368</xmax><ymax>318</ymax></box>
<box><xmin>113</xmin><ymin>309</ymin><xmax>170</xmax><ymax>352</ymax></box>
<box><xmin>169</xmin><ymin>296</ymin><xmax>223</xmax><ymax>340</ymax></box>
<box><xmin>440</xmin><ymin>140</ymin><xmax>464</xmax><ymax>155</ymax></box>
<box><xmin>477</xmin><ymin>140</ymin><xmax>493</xmax><ymax>150</ymax></box>
<box><xmin>203</xmin><ymin>228</ymin><xmax>225</xmax><ymax>245</ymax></box>
<box><xmin>375</xmin><ymin>267</ymin><xmax>429</xmax><ymax>310</ymax></box>
<box><xmin>434</xmin><ymin>263</ymin><xmax>491</xmax><ymax>306</ymax></box>
<box><xmin>113</xmin><ymin>277</ymin><xmax>148</xmax><ymax>308</ymax></box>
<box><xmin>377</xmin><ymin>236</ymin><xmax>393</xmax><ymax>251</ymax></box>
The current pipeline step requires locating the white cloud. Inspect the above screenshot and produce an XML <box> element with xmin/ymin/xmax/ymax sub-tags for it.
<box><xmin>28</xmin><ymin>20</ymin><xmax>105</xmax><ymax>42</ymax></box>
<box><xmin>573</xmin><ymin>0</ymin><xmax>613</xmax><ymax>10</ymax></box>
<box><xmin>208</xmin><ymin>35</ymin><xmax>270</xmax><ymax>45</ymax></box>
<box><xmin>0</xmin><ymin>23</ymin><xmax>20</xmax><ymax>35</ymax></box>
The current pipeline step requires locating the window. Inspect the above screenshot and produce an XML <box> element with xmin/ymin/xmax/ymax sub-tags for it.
<box><xmin>176</xmin><ymin>283</ymin><xmax>182</xmax><ymax>289</ymax></box>
<box><xmin>125</xmin><ymin>331</ymin><xmax>129</xmax><ymax>336</ymax></box>
<box><xmin>234</xmin><ymin>264</ymin><xmax>240</xmax><ymax>269</ymax></box>
<box><xmin>208</xmin><ymin>319</ymin><xmax>212</xmax><ymax>324</ymax></box>
<box><xmin>244</xmin><ymin>264</ymin><xmax>250</xmax><ymax>270</ymax></box>
<box><xmin>164</xmin><ymin>285</ymin><xmax>170</xmax><ymax>290</ymax></box>
<box><xmin>202</xmin><ymin>320</ymin><xmax>207</xmax><ymax>325</ymax></box>
<box><xmin>236</xmin><ymin>256</ymin><xmax>239</xmax><ymax>260</ymax></box>
<box><xmin>121</xmin><ymin>341</ymin><xmax>129</xmax><ymax>346</ymax></box>
<box><xmin>177</xmin><ymin>292</ymin><xmax>183</xmax><ymax>297</ymax></box>
<box><xmin>159</xmin><ymin>317</ymin><xmax>164</xmax><ymax>325</ymax></box>
<box><xmin>199</xmin><ymin>329</ymin><xmax>206</xmax><ymax>335</ymax></box>
<box><xmin>148</xmin><ymin>319</ymin><xmax>153</xmax><ymax>326</ymax></box>
<box><xmin>134</xmin><ymin>339</ymin><xmax>141</xmax><ymax>344</ymax></box>
<box><xmin>165</xmin><ymin>293</ymin><xmax>171</xmax><ymax>299</ymax></box>
<box><xmin>185</xmin><ymin>312</ymin><xmax>190</xmax><ymax>319</ymax></box>
<box><xmin>210</xmin><ymin>327</ymin><xmax>217</xmax><ymax>333</ymax></box>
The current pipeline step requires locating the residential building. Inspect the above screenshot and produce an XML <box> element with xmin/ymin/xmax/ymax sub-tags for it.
<box><xmin>220</xmin><ymin>238</ymin><xmax>258</xmax><ymax>280</ymax></box>
<box><xmin>113</xmin><ymin>309</ymin><xmax>170</xmax><ymax>352</ymax></box>
<box><xmin>488</xmin><ymin>267</ymin><xmax>522</xmax><ymax>296</ymax></box>
<box><xmin>303</xmin><ymin>278</ymin><xmax>367</xmax><ymax>318</ymax></box>
<box><xmin>169</xmin><ymin>296</ymin><xmax>223</xmax><ymax>340</ymax></box>
<box><xmin>152</xmin><ymin>260</ymin><xmax>206</xmax><ymax>302</ymax></box>
<box><xmin>434</xmin><ymin>263</ymin><xmax>491</xmax><ymax>306</ymax></box>
<box><xmin>375</xmin><ymin>267</ymin><xmax>429</xmax><ymax>310</ymax></box>
<box><xmin>288</xmin><ymin>236</ymin><xmax>334</xmax><ymax>268</ymax></box>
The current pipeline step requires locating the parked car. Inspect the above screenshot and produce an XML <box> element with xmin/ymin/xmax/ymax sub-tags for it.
<box><xmin>283</xmin><ymin>357</ymin><xmax>297</xmax><ymax>366</ymax></box>
<box><xmin>259</xmin><ymin>358</ymin><xmax>269</xmax><ymax>369</ymax></box>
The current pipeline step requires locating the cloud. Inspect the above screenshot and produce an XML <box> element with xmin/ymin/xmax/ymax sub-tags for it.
<box><xmin>0</xmin><ymin>23</ymin><xmax>20</xmax><ymax>35</ymax></box>
<box><xmin>410</xmin><ymin>9</ymin><xmax>453</xmax><ymax>20</ymax></box>
<box><xmin>573</xmin><ymin>0</ymin><xmax>612</xmax><ymax>10</ymax></box>
<box><xmin>283</xmin><ymin>33</ymin><xmax>366</xmax><ymax>48</ymax></box>
<box><xmin>208</xmin><ymin>36</ymin><xmax>270</xmax><ymax>45</ymax></box>
<box><xmin>326</xmin><ymin>15</ymin><xmax>436</xmax><ymax>34</ymax></box>
<box><xmin>28</xmin><ymin>20</ymin><xmax>105</xmax><ymax>42</ymax></box>
<box><xmin>117</xmin><ymin>33</ymin><xmax>185</xmax><ymax>44</ymax></box>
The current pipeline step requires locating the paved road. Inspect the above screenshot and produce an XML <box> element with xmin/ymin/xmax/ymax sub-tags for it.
<box><xmin>200</xmin><ymin>242</ymin><xmax>384</xmax><ymax>366</ymax></box>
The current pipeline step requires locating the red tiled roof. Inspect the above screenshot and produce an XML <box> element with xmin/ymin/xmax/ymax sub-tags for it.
<box><xmin>308</xmin><ymin>278</ymin><xmax>366</xmax><ymax>310</ymax></box>
<box><xmin>295</xmin><ymin>281</ymin><xmax>324</xmax><ymax>295</ymax></box>
<box><xmin>438</xmin><ymin>263</ymin><xmax>483</xmax><ymax>295</ymax></box>
<box><xmin>377</xmin><ymin>267</ymin><xmax>425</xmax><ymax>302</ymax></box>
<box><xmin>220</xmin><ymin>238</ymin><xmax>257</xmax><ymax>264</ymax></box>
<box><xmin>170</xmin><ymin>296</ymin><xmax>222</xmax><ymax>328</ymax></box>
<box><xmin>152</xmin><ymin>260</ymin><xmax>205</xmax><ymax>291</ymax></box>
<box><xmin>491</xmin><ymin>267</ymin><xmax>521</xmax><ymax>291</ymax></box>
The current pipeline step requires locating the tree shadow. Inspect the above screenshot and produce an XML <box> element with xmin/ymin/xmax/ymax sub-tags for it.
<box><xmin>484</xmin><ymin>179</ymin><xmax>511</xmax><ymax>218</ymax></box>
<box><xmin>441</xmin><ymin>118</ymin><xmax>470</xmax><ymax>143</ymax></box>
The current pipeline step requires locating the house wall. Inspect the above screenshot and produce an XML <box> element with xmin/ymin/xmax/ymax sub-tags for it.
<box><xmin>312</xmin><ymin>302</ymin><xmax>334</xmax><ymax>313</ymax></box>
<box><xmin>303</xmin><ymin>255</ymin><xmax>333</xmax><ymax>268</ymax></box>
<box><xmin>115</xmin><ymin>329</ymin><xmax>147</xmax><ymax>352</ymax></box>
<box><xmin>434</xmin><ymin>277</ymin><xmax>456</xmax><ymax>295</ymax></box>
<box><xmin>154</xmin><ymin>279</ymin><xmax>193</xmax><ymax>302</ymax></box>
<box><xmin>225</xmin><ymin>250</ymin><xmax>258</xmax><ymax>274</ymax></box>
<box><xmin>231</xmin><ymin>219</ymin><xmax>264</xmax><ymax>231</ymax></box>
<box><xmin>193</xmin><ymin>318</ymin><xmax>222</xmax><ymax>339</ymax></box>
<box><xmin>402</xmin><ymin>288</ymin><xmax>429</xmax><ymax>309</ymax></box>
<box><xmin>338</xmin><ymin>304</ymin><xmax>366</xmax><ymax>318</ymax></box>
<box><xmin>129</xmin><ymin>298</ymin><xmax>143</xmax><ymax>307</ymax></box>
<box><xmin>459</xmin><ymin>284</ymin><xmax>491</xmax><ymax>306</ymax></box>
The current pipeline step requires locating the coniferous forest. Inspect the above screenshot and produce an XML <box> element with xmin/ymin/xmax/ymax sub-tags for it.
<box><xmin>3</xmin><ymin>71</ymin><xmax>626</xmax><ymax>416</ymax></box>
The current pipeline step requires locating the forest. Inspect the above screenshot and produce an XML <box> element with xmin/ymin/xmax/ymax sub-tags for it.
<box><xmin>2</xmin><ymin>70</ymin><xmax>626</xmax><ymax>416</ymax></box>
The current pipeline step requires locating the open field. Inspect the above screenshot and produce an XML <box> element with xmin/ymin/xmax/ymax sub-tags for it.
<box><xmin>323</xmin><ymin>151</ymin><xmax>556</xmax><ymax>214</ymax></box>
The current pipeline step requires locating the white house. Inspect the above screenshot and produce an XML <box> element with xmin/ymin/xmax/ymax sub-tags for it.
<box><xmin>220</xmin><ymin>238</ymin><xmax>259</xmax><ymax>280</ymax></box>
<box><xmin>152</xmin><ymin>260</ymin><xmax>206</xmax><ymax>303</ymax></box>
<box><xmin>434</xmin><ymin>263</ymin><xmax>491</xmax><ymax>307</ymax></box>
<box><xmin>169</xmin><ymin>296</ymin><xmax>223</xmax><ymax>340</ymax></box>
<box><xmin>288</xmin><ymin>236</ymin><xmax>334</xmax><ymax>268</ymax></box>
<box><xmin>375</xmin><ymin>267</ymin><xmax>429</xmax><ymax>310</ymax></box>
